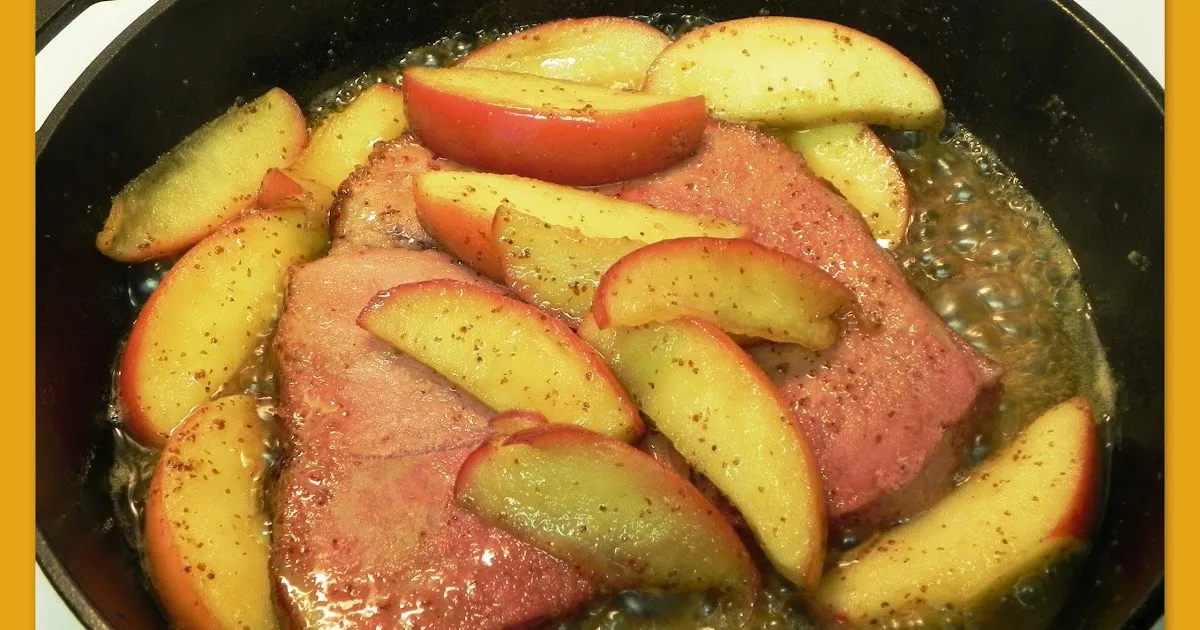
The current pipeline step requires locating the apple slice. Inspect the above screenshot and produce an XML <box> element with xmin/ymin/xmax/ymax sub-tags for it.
<box><xmin>415</xmin><ymin>170</ymin><xmax>746</xmax><ymax>279</ymax></box>
<box><xmin>120</xmin><ymin>207</ymin><xmax>329</xmax><ymax>446</ymax></box>
<box><xmin>97</xmin><ymin>88</ymin><xmax>308</xmax><ymax>262</ymax></box>
<box><xmin>456</xmin><ymin>424</ymin><xmax>759</xmax><ymax>604</ymax></box>
<box><xmin>815</xmin><ymin>397</ymin><xmax>1101</xmax><ymax>626</ymax></box>
<box><xmin>645</xmin><ymin>17</ymin><xmax>945</xmax><ymax>130</ymax></box>
<box><xmin>287</xmin><ymin>83</ymin><xmax>409</xmax><ymax>192</ymax></box>
<box><xmin>402</xmin><ymin>67</ymin><xmax>706</xmax><ymax>186</ymax></box>
<box><xmin>781</xmin><ymin>124</ymin><xmax>913</xmax><ymax>247</ymax></box>
<box><xmin>358</xmin><ymin>280</ymin><xmax>643</xmax><ymax>441</ymax></box>
<box><xmin>578</xmin><ymin>316</ymin><xmax>826</xmax><ymax>590</ymax></box>
<box><xmin>144</xmin><ymin>395</ymin><xmax>275</xmax><ymax>630</ymax></box>
<box><xmin>495</xmin><ymin>206</ymin><xmax>646</xmax><ymax>326</ymax></box>
<box><xmin>457</xmin><ymin>17</ymin><xmax>670</xmax><ymax>90</ymax></box>
<box><xmin>593</xmin><ymin>237</ymin><xmax>853</xmax><ymax>350</ymax></box>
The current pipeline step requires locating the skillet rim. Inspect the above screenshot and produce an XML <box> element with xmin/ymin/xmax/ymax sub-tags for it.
<box><xmin>33</xmin><ymin>0</ymin><xmax>1165</xmax><ymax>627</ymax></box>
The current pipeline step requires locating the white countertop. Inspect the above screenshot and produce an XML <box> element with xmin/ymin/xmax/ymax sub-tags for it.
<box><xmin>34</xmin><ymin>0</ymin><xmax>1164</xmax><ymax>627</ymax></box>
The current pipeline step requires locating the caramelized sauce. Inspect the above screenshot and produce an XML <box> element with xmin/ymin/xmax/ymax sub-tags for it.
<box><xmin>107</xmin><ymin>14</ymin><xmax>1115</xmax><ymax>628</ymax></box>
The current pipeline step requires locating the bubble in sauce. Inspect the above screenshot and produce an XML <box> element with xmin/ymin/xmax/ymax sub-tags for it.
<box><xmin>127</xmin><ymin>259</ymin><xmax>173</xmax><ymax>309</ymax></box>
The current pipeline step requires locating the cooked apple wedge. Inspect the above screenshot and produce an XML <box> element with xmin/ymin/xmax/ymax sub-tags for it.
<box><xmin>97</xmin><ymin>88</ymin><xmax>308</xmax><ymax>262</ymax></box>
<box><xmin>120</xmin><ymin>208</ymin><xmax>329</xmax><ymax>446</ymax></box>
<box><xmin>457</xmin><ymin>17</ymin><xmax>670</xmax><ymax>90</ymax></box>
<box><xmin>578</xmin><ymin>316</ymin><xmax>826</xmax><ymax>590</ymax></box>
<box><xmin>144</xmin><ymin>395</ymin><xmax>276</xmax><ymax>630</ymax></box>
<box><xmin>495</xmin><ymin>207</ymin><xmax>646</xmax><ymax>326</ymax></box>
<box><xmin>403</xmin><ymin>67</ymin><xmax>706</xmax><ymax>186</ymax></box>
<box><xmin>815</xmin><ymin>397</ymin><xmax>1101</xmax><ymax>626</ymax></box>
<box><xmin>358</xmin><ymin>280</ymin><xmax>643</xmax><ymax>441</ymax></box>
<box><xmin>489</xmin><ymin>409</ymin><xmax>549</xmax><ymax>436</ymax></box>
<box><xmin>645</xmin><ymin>17</ymin><xmax>945</xmax><ymax>130</ymax></box>
<box><xmin>456</xmin><ymin>424</ymin><xmax>758</xmax><ymax>603</ymax></box>
<box><xmin>781</xmin><ymin>124</ymin><xmax>912</xmax><ymax>247</ymax></box>
<box><xmin>288</xmin><ymin>83</ymin><xmax>409</xmax><ymax>192</ymax></box>
<box><xmin>415</xmin><ymin>170</ymin><xmax>746</xmax><ymax>279</ymax></box>
<box><xmin>593</xmin><ymin>237</ymin><xmax>853</xmax><ymax>350</ymax></box>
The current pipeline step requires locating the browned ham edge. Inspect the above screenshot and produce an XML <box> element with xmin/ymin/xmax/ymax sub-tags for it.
<box><xmin>329</xmin><ymin>136</ymin><xmax>445</xmax><ymax>254</ymax></box>
<box><xmin>603</xmin><ymin>122</ymin><xmax>1003</xmax><ymax>537</ymax></box>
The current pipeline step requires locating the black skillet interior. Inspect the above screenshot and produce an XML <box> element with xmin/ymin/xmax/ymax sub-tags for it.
<box><xmin>35</xmin><ymin>0</ymin><xmax>1164</xmax><ymax>627</ymax></box>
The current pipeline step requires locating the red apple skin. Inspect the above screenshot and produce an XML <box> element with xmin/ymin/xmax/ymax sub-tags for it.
<box><xmin>144</xmin><ymin>485</ymin><xmax>227</xmax><ymax>630</ymax></box>
<box><xmin>143</xmin><ymin>395</ymin><xmax>275</xmax><ymax>630</ymax></box>
<box><xmin>1048</xmin><ymin>398</ymin><xmax>1102</xmax><ymax>540</ymax></box>
<box><xmin>402</xmin><ymin>67</ymin><xmax>707</xmax><ymax>186</ymax></box>
<box><xmin>256</xmin><ymin>167</ymin><xmax>335</xmax><ymax>217</ymax></box>
<box><xmin>256</xmin><ymin>167</ymin><xmax>305</xmax><ymax>208</ymax></box>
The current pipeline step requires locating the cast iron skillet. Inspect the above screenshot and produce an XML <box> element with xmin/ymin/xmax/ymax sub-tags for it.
<box><xmin>35</xmin><ymin>0</ymin><xmax>1164</xmax><ymax>627</ymax></box>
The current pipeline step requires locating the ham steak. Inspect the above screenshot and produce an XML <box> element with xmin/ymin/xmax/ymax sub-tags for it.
<box><xmin>328</xmin><ymin>136</ymin><xmax>445</xmax><ymax>254</ymax></box>
<box><xmin>269</xmin><ymin>118</ymin><xmax>1002</xmax><ymax>627</ymax></box>
<box><xmin>271</xmin><ymin>248</ymin><xmax>593</xmax><ymax>628</ymax></box>
<box><xmin>604</xmin><ymin>122</ymin><xmax>1003</xmax><ymax>536</ymax></box>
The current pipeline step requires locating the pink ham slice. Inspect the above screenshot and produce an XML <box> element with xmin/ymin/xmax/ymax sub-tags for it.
<box><xmin>271</xmin><ymin>248</ymin><xmax>593</xmax><ymax>628</ymax></box>
<box><xmin>603</xmin><ymin>122</ymin><xmax>1003</xmax><ymax>537</ymax></box>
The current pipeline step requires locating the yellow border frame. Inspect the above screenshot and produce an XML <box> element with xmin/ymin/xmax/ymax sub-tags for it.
<box><xmin>14</xmin><ymin>0</ymin><xmax>34</xmax><ymax>626</ymax></box>
<box><xmin>1166</xmin><ymin>0</ymin><xmax>1188</xmax><ymax>626</ymax></box>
